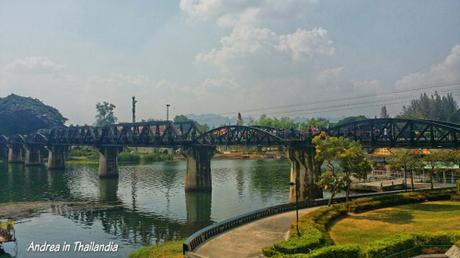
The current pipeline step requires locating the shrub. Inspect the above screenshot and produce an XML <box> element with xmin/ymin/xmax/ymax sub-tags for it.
<box><xmin>265</xmin><ymin>189</ymin><xmax>454</xmax><ymax>257</ymax></box>
<box><xmin>365</xmin><ymin>234</ymin><xmax>417</xmax><ymax>258</ymax></box>
<box><xmin>273</xmin><ymin>230</ymin><xmax>326</xmax><ymax>254</ymax></box>
<box><xmin>118</xmin><ymin>152</ymin><xmax>141</xmax><ymax>163</ymax></box>
<box><xmin>349</xmin><ymin>191</ymin><xmax>453</xmax><ymax>213</ymax></box>
<box><xmin>303</xmin><ymin>244</ymin><xmax>360</xmax><ymax>258</ymax></box>
<box><xmin>142</xmin><ymin>152</ymin><xmax>172</xmax><ymax>163</ymax></box>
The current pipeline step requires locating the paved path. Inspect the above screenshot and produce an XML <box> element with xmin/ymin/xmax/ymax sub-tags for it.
<box><xmin>193</xmin><ymin>207</ymin><xmax>319</xmax><ymax>258</ymax></box>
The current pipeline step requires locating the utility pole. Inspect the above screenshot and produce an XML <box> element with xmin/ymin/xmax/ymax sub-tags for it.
<box><xmin>132</xmin><ymin>96</ymin><xmax>137</xmax><ymax>123</ymax></box>
<box><xmin>166</xmin><ymin>104</ymin><xmax>171</xmax><ymax>121</ymax></box>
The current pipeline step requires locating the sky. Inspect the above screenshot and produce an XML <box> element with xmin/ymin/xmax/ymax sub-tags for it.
<box><xmin>0</xmin><ymin>0</ymin><xmax>460</xmax><ymax>124</ymax></box>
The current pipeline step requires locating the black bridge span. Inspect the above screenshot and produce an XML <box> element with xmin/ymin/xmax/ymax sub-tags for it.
<box><xmin>1</xmin><ymin>118</ymin><xmax>459</xmax><ymax>200</ymax></box>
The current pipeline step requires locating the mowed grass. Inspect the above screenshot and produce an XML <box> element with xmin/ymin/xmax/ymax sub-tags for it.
<box><xmin>330</xmin><ymin>201</ymin><xmax>460</xmax><ymax>247</ymax></box>
<box><xmin>129</xmin><ymin>240</ymin><xmax>183</xmax><ymax>258</ymax></box>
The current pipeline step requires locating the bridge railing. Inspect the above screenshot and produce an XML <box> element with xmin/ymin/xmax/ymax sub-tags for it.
<box><xmin>182</xmin><ymin>186</ymin><xmax>456</xmax><ymax>254</ymax></box>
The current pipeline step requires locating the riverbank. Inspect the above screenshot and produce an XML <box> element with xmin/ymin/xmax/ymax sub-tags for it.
<box><xmin>67</xmin><ymin>147</ymin><xmax>285</xmax><ymax>165</ymax></box>
<box><xmin>0</xmin><ymin>201</ymin><xmax>123</xmax><ymax>220</ymax></box>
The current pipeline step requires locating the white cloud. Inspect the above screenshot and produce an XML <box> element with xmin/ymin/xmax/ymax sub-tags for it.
<box><xmin>396</xmin><ymin>44</ymin><xmax>460</xmax><ymax>88</ymax></box>
<box><xmin>180</xmin><ymin>0</ymin><xmax>317</xmax><ymax>28</ymax></box>
<box><xmin>197</xmin><ymin>25</ymin><xmax>334</xmax><ymax>68</ymax></box>
<box><xmin>4</xmin><ymin>56</ymin><xmax>63</xmax><ymax>74</ymax></box>
<box><xmin>317</xmin><ymin>66</ymin><xmax>344</xmax><ymax>81</ymax></box>
<box><xmin>278</xmin><ymin>27</ymin><xmax>335</xmax><ymax>61</ymax></box>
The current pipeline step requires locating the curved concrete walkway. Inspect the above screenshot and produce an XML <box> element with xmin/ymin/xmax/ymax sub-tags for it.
<box><xmin>193</xmin><ymin>206</ymin><xmax>319</xmax><ymax>258</ymax></box>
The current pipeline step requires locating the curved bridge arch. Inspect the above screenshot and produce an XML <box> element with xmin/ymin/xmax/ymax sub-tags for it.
<box><xmin>251</xmin><ymin>125</ymin><xmax>307</xmax><ymax>141</ymax></box>
<box><xmin>193</xmin><ymin>126</ymin><xmax>286</xmax><ymax>146</ymax></box>
<box><xmin>327</xmin><ymin>118</ymin><xmax>460</xmax><ymax>148</ymax></box>
<box><xmin>0</xmin><ymin>135</ymin><xmax>8</xmax><ymax>146</ymax></box>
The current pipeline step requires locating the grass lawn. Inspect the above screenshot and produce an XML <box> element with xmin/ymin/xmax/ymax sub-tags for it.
<box><xmin>330</xmin><ymin>201</ymin><xmax>460</xmax><ymax>247</ymax></box>
<box><xmin>129</xmin><ymin>240</ymin><xmax>183</xmax><ymax>258</ymax></box>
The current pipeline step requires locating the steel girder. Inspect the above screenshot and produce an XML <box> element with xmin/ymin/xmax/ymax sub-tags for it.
<box><xmin>327</xmin><ymin>118</ymin><xmax>460</xmax><ymax>149</ymax></box>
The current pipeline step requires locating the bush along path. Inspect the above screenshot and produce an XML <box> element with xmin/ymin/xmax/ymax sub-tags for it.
<box><xmin>262</xmin><ymin>189</ymin><xmax>458</xmax><ymax>258</ymax></box>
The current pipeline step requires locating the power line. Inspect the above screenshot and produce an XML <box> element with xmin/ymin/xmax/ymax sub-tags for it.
<box><xmin>218</xmin><ymin>80</ymin><xmax>460</xmax><ymax>116</ymax></box>
<box><xmin>265</xmin><ymin>92</ymin><xmax>460</xmax><ymax>117</ymax></box>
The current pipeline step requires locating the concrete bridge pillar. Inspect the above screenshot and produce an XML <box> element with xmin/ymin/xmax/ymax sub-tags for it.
<box><xmin>25</xmin><ymin>145</ymin><xmax>43</xmax><ymax>166</ymax></box>
<box><xmin>98</xmin><ymin>177</ymin><xmax>119</xmax><ymax>202</ymax></box>
<box><xmin>8</xmin><ymin>145</ymin><xmax>24</xmax><ymax>163</ymax></box>
<box><xmin>48</xmin><ymin>145</ymin><xmax>67</xmax><ymax>170</ymax></box>
<box><xmin>98</xmin><ymin>146</ymin><xmax>123</xmax><ymax>178</ymax></box>
<box><xmin>183</xmin><ymin>145</ymin><xmax>215</xmax><ymax>192</ymax></box>
<box><xmin>287</xmin><ymin>146</ymin><xmax>323</xmax><ymax>203</ymax></box>
<box><xmin>186</xmin><ymin>191</ymin><xmax>212</xmax><ymax>224</ymax></box>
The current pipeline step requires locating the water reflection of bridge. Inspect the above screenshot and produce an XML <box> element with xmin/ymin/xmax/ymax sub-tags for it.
<box><xmin>1</xmin><ymin>118</ymin><xmax>459</xmax><ymax>202</ymax></box>
<box><xmin>0</xmin><ymin>163</ymin><xmax>213</xmax><ymax>245</ymax></box>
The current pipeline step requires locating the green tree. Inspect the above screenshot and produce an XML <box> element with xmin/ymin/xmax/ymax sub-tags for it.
<box><xmin>313</xmin><ymin>134</ymin><xmax>372</xmax><ymax>206</ymax></box>
<box><xmin>173</xmin><ymin>114</ymin><xmax>210</xmax><ymax>133</ymax></box>
<box><xmin>95</xmin><ymin>101</ymin><xmax>117</xmax><ymax>126</ymax></box>
<box><xmin>252</xmin><ymin>114</ymin><xmax>297</xmax><ymax>129</ymax></box>
<box><xmin>173</xmin><ymin>114</ymin><xmax>190</xmax><ymax>123</ymax></box>
<box><xmin>335</xmin><ymin>115</ymin><xmax>367</xmax><ymax>126</ymax></box>
<box><xmin>339</xmin><ymin>143</ymin><xmax>373</xmax><ymax>205</ymax></box>
<box><xmin>388</xmin><ymin>150</ymin><xmax>421</xmax><ymax>191</ymax></box>
<box><xmin>423</xmin><ymin>152</ymin><xmax>446</xmax><ymax>189</ymax></box>
<box><xmin>400</xmin><ymin>92</ymin><xmax>460</xmax><ymax>123</ymax></box>
<box><xmin>299</xmin><ymin>118</ymin><xmax>330</xmax><ymax>132</ymax></box>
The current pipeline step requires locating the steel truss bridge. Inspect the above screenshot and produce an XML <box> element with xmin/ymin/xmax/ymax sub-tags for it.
<box><xmin>1</xmin><ymin>118</ymin><xmax>459</xmax><ymax>193</ymax></box>
<box><xmin>1</xmin><ymin>118</ymin><xmax>460</xmax><ymax>152</ymax></box>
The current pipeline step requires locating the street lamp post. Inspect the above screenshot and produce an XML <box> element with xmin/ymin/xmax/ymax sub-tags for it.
<box><xmin>166</xmin><ymin>104</ymin><xmax>171</xmax><ymax>121</ymax></box>
<box><xmin>289</xmin><ymin>180</ymin><xmax>300</xmax><ymax>237</ymax></box>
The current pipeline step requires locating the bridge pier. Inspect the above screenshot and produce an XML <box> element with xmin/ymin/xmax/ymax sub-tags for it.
<box><xmin>25</xmin><ymin>145</ymin><xmax>43</xmax><ymax>166</ymax></box>
<box><xmin>287</xmin><ymin>146</ymin><xmax>323</xmax><ymax>203</ymax></box>
<box><xmin>8</xmin><ymin>145</ymin><xmax>24</xmax><ymax>163</ymax></box>
<box><xmin>183</xmin><ymin>145</ymin><xmax>215</xmax><ymax>192</ymax></box>
<box><xmin>98</xmin><ymin>146</ymin><xmax>123</xmax><ymax>178</ymax></box>
<box><xmin>186</xmin><ymin>191</ymin><xmax>212</xmax><ymax>224</ymax></box>
<box><xmin>47</xmin><ymin>145</ymin><xmax>67</xmax><ymax>170</ymax></box>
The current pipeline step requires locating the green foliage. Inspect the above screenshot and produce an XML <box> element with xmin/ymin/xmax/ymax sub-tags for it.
<box><xmin>265</xmin><ymin>205</ymin><xmax>347</xmax><ymax>256</ymax></box>
<box><xmin>265</xmin><ymin>190</ymin><xmax>454</xmax><ymax>257</ymax></box>
<box><xmin>129</xmin><ymin>239</ymin><xmax>184</xmax><ymax>258</ymax></box>
<box><xmin>274</xmin><ymin>232</ymin><xmax>325</xmax><ymax>254</ymax></box>
<box><xmin>365</xmin><ymin>233</ymin><xmax>417</xmax><ymax>258</ymax></box>
<box><xmin>95</xmin><ymin>101</ymin><xmax>118</xmax><ymax>126</ymax></box>
<box><xmin>399</xmin><ymin>92</ymin><xmax>460</xmax><ymax>123</ymax></box>
<box><xmin>365</xmin><ymin>231</ymin><xmax>460</xmax><ymax>258</ymax></box>
<box><xmin>118</xmin><ymin>151</ymin><xmax>172</xmax><ymax>164</ymax></box>
<box><xmin>304</xmin><ymin>244</ymin><xmax>360</xmax><ymax>258</ymax></box>
<box><xmin>118</xmin><ymin>152</ymin><xmax>141</xmax><ymax>163</ymax></box>
<box><xmin>335</xmin><ymin>115</ymin><xmax>367</xmax><ymax>126</ymax></box>
<box><xmin>388</xmin><ymin>150</ymin><xmax>423</xmax><ymax>190</ymax></box>
<box><xmin>348</xmin><ymin>191</ymin><xmax>452</xmax><ymax>213</ymax></box>
<box><xmin>313</xmin><ymin>134</ymin><xmax>372</xmax><ymax>205</ymax></box>
<box><xmin>423</xmin><ymin>152</ymin><xmax>451</xmax><ymax>189</ymax></box>
<box><xmin>69</xmin><ymin>146</ymin><xmax>99</xmax><ymax>160</ymax></box>
<box><xmin>299</xmin><ymin>118</ymin><xmax>330</xmax><ymax>131</ymax></box>
<box><xmin>253</xmin><ymin>114</ymin><xmax>297</xmax><ymax>129</ymax></box>
<box><xmin>173</xmin><ymin>114</ymin><xmax>209</xmax><ymax>133</ymax></box>
<box><xmin>0</xmin><ymin>94</ymin><xmax>66</xmax><ymax>135</ymax></box>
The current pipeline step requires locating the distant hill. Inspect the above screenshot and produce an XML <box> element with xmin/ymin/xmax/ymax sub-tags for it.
<box><xmin>185</xmin><ymin>114</ymin><xmax>235</xmax><ymax>128</ymax></box>
<box><xmin>0</xmin><ymin>94</ymin><xmax>66</xmax><ymax>135</ymax></box>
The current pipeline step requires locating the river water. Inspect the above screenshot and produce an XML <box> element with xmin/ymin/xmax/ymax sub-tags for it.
<box><xmin>0</xmin><ymin>159</ymin><xmax>292</xmax><ymax>258</ymax></box>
